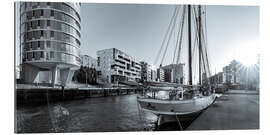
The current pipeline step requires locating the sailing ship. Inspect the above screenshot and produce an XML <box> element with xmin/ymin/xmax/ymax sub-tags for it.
<box><xmin>137</xmin><ymin>5</ymin><xmax>216</xmax><ymax>129</ymax></box>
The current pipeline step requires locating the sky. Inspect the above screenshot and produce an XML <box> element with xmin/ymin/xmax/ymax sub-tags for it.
<box><xmin>80</xmin><ymin>3</ymin><xmax>259</xmax><ymax>75</ymax></box>
<box><xmin>15</xmin><ymin>3</ymin><xmax>259</xmax><ymax>81</ymax></box>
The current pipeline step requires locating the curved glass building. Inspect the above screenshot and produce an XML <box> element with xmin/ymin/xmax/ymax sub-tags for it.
<box><xmin>20</xmin><ymin>2</ymin><xmax>81</xmax><ymax>86</ymax></box>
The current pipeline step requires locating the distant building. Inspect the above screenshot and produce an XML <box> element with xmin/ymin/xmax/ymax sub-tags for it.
<box><xmin>209</xmin><ymin>72</ymin><xmax>223</xmax><ymax>85</ymax></box>
<box><xmin>97</xmin><ymin>48</ymin><xmax>141</xmax><ymax>83</ymax></box>
<box><xmin>217</xmin><ymin>72</ymin><xmax>224</xmax><ymax>84</ymax></box>
<box><xmin>140</xmin><ymin>61</ymin><xmax>152</xmax><ymax>82</ymax></box>
<box><xmin>161</xmin><ymin>63</ymin><xmax>184</xmax><ymax>84</ymax></box>
<box><xmin>151</xmin><ymin>69</ymin><xmax>157</xmax><ymax>81</ymax></box>
<box><xmin>81</xmin><ymin>55</ymin><xmax>97</xmax><ymax>68</ymax></box>
<box><xmin>209</xmin><ymin>59</ymin><xmax>259</xmax><ymax>90</ymax></box>
<box><xmin>229</xmin><ymin>60</ymin><xmax>241</xmax><ymax>84</ymax></box>
<box><xmin>223</xmin><ymin>66</ymin><xmax>233</xmax><ymax>84</ymax></box>
<box><xmin>163</xmin><ymin>68</ymin><xmax>173</xmax><ymax>83</ymax></box>
<box><xmin>157</xmin><ymin>67</ymin><xmax>165</xmax><ymax>82</ymax></box>
<box><xmin>223</xmin><ymin>60</ymin><xmax>241</xmax><ymax>84</ymax></box>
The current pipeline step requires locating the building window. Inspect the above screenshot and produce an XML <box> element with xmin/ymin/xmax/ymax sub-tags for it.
<box><xmin>47</xmin><ymin>20</ymin><xmax>50</xmax><ymax>27</ymax></box>
<box><xmin>127</xmin><ymin>64</ymin><xmax>131</xmax><ymax>70</ymax></box>
<box><xmin>38</xmin><ymin>41</ymin><xmax>40</xmax><ymax>48</ymax></box>
<box><xmin>30</xmin><ymin>21</ymin><xmax>32</xmax><ymax>29</ymax></box>
<box><xmin>46</xmin><ymin>52</ymin><xmax>49</xmax><ymax>60</ymax></box>
<box><xmin>26</xmin><ymin>53</ymin><xmax>29</xmax><ymax>60</ymax></box>
<box><xmin>47</xmin><ymin>41</ymin><xmax>51</xmax><ymax>48</ymax></box>
<box><xmin>97</xmin><ymin>57</ymin><xmax>100</xmax><ymax>66</ymax></box>
<box><xmin>37</xmin><ymin>20</ymin><xmax>40</xmax><ymax>27</ymax></box>
<box><xmin>50</xmin><ymin>31</ymin><xmax>54</xmax><ymax>37</ymax></box>
<box><xmin>30</xmin><ymin>42</ymin><xmax>32</xmax><ymax>49</ymax></box>
<box><xmin>33</xmin><ymin>52</ymin><xmax>35</xmax><ymax>59</ymax></box>
<box><xmin>50</xmin><ymin>51</ymin><xmax>54</xmax><ymax>58</ymax></box>
<box><xmin>50</xmin><ymin>10</ymin><xmax>54</xmax><ymax>17</ymax></box>
<box><xmin>25</xmin><ymin>3</ymin><xmax>27</xmax><ymax>9</ymax></box>
<box><xmin>47</xmin><ymin>2</ymin><xmax>50</xmax><ymax>6</ymax></box>
<box><xmin>40</xmin><ymin>51</ymin><xmax>44</xmax><ymax>58</ymax></box>
<box><xmin>34</xmin><ymin>10</ymin><xmax>38</xmax><ymax>18</ymax></box>
<box><xmin>41</xmin><ymin>31</ymin><xmax>44</xmax><ymax>37</ymax></box>
<box><xmin>32</xmin><ymin>11</ymin><xmax>34</xmax><ymax>18</ymax></box>
<box><xmin>40</xmin><ymin>10</ymin><xmax>43</xmax><ymax>16</ymax></box>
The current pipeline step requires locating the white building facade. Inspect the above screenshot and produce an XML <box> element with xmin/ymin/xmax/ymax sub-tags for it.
<box><xmin>20</xmin><ymin>2</ymin><xmax>81</xmax><ymax>86</ymax></box>
<box><xmin>97</xmin><ymin>48</ymin><xmax>141</xmax><ymax>83</ymax></box>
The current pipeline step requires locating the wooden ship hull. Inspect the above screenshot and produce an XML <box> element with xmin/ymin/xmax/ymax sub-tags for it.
<box><xmin>137</xmin><ymin>94</ymin><xmax>216</xmax><ymax>125</ymax></box>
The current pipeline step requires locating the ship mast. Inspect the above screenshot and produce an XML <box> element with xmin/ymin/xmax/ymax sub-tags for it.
<box><xmin>188</xmin><ymin>5</ymin><xmax>192</xmax><ymax>85</ymax></box>
<box><xmin>198</xmin><ymin>5</ymin><xmax>202</xmax><ymax>85</ymax></box>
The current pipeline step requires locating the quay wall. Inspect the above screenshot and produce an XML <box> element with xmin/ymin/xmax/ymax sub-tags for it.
<box><xmin>16</xmin><ymin>87</ymin><xmax>141</xmax><ymax>107</ymax></box>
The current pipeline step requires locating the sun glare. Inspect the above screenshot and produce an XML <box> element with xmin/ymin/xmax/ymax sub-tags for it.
<box><xmin>235</xmin><ymin>41</ymin><xmax>259</xmax><ymax>67</ymax></box>
<box><xmin>239</xmin><ymin>53</ymin><xmax>257</xmax><ymax>67</ymax></box>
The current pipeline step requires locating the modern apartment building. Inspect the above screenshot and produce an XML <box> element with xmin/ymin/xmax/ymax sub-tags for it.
<box><xmin>157</xmin><ymin>67</ymin><xmax>165</xmax><ymax>82</ymax></box>
<box><xmin>97</xmin><ymin>48</ymin><xmax>141</xmax><ymax>83</ymax></box>
<box><xmin>81</xmin><ymin>54</ymin><xmax>97</xmax><ymax>68</ymax></box>
<box><xmin>140</xmin><ymin>61</ymin><xmax>152</xmax><ymax>82</ymax></box>
<box><xmin>162</xmin><ymin>63</ymin><xmax>184</xmax><ymax>84</ymax></box>
<box><xmin>223</xmin><ymin>65</ymin><xmax>234</xmax><ymax>84</ymax></box>
<box><xmin>209</xmin><ymin>72</ymin><xmax>224</xmax><ymax>84</ymax></box>
<box><xmin>19</xmin><ymin>2</ymin><xmax>81</xmax><ymax>86</ymax></box>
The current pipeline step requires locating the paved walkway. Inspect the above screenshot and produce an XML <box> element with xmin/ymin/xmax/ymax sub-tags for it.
<box><xmin>226</xmin><ymin>89</ymin><xmax>259</xmax><ymax>94</ymax></box>
<box><xmin>187</xmin><ymin>90</ymin><xmax>259</xmax><ymax>130</ymax></box>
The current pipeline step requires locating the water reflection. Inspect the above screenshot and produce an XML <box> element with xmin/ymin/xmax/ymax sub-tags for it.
<box><xmin>16</xmin><ymin>94</ymin><xmax>159</xmax><ymax>133</ymax></box>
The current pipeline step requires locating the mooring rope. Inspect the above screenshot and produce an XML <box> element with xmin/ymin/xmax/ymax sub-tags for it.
<box><xmin>175</xmin><ymin>114</ymin><xmax>183</xmax><ymax>130</ymax></box>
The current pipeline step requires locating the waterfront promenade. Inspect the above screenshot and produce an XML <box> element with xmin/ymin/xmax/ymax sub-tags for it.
<box><xmin>187</xmin><ymin>89</ymin><xmax>259</xmax><ymax>130</ymax></box>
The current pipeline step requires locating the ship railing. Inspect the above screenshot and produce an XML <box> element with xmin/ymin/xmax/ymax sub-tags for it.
<box><xmin>138</xmin><ymin>86</ymin><xmax>200</xmax><ymax>101</ymax></box>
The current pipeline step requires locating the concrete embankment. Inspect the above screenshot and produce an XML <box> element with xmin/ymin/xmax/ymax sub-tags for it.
<box><xmin>187</xmin><ymin>89</ymin><xmax>259</xmax><ymax>130</ymax></box>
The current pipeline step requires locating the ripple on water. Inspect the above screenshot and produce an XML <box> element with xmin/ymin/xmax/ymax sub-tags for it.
<box><xmin>17</xmin><ymin>94</ymin><xmax>160</xmax><ymax>133</ymax></box>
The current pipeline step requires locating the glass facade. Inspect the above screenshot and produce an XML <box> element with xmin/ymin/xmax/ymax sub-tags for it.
<box><xmin>20</xmin><ymin>2</ymin><xmax>81</xmax><ymax>66</ymax></box>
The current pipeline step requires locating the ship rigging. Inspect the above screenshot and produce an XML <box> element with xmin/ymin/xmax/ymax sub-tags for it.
<box><xmin>137</xmin><ymin>5</ymin><xmax>217</xmax><ymax>129</ymax></box>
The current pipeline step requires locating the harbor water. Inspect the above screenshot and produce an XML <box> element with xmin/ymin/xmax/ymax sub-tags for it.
<box><xmin>16</xmin><ymin>90</ymin><xmax>259</xmax><ymax>133</ymax></box>
<box><xmin>16</xmin><ymin>94</ymin><xmax>158</xmax><ymax>133</ymax></box>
